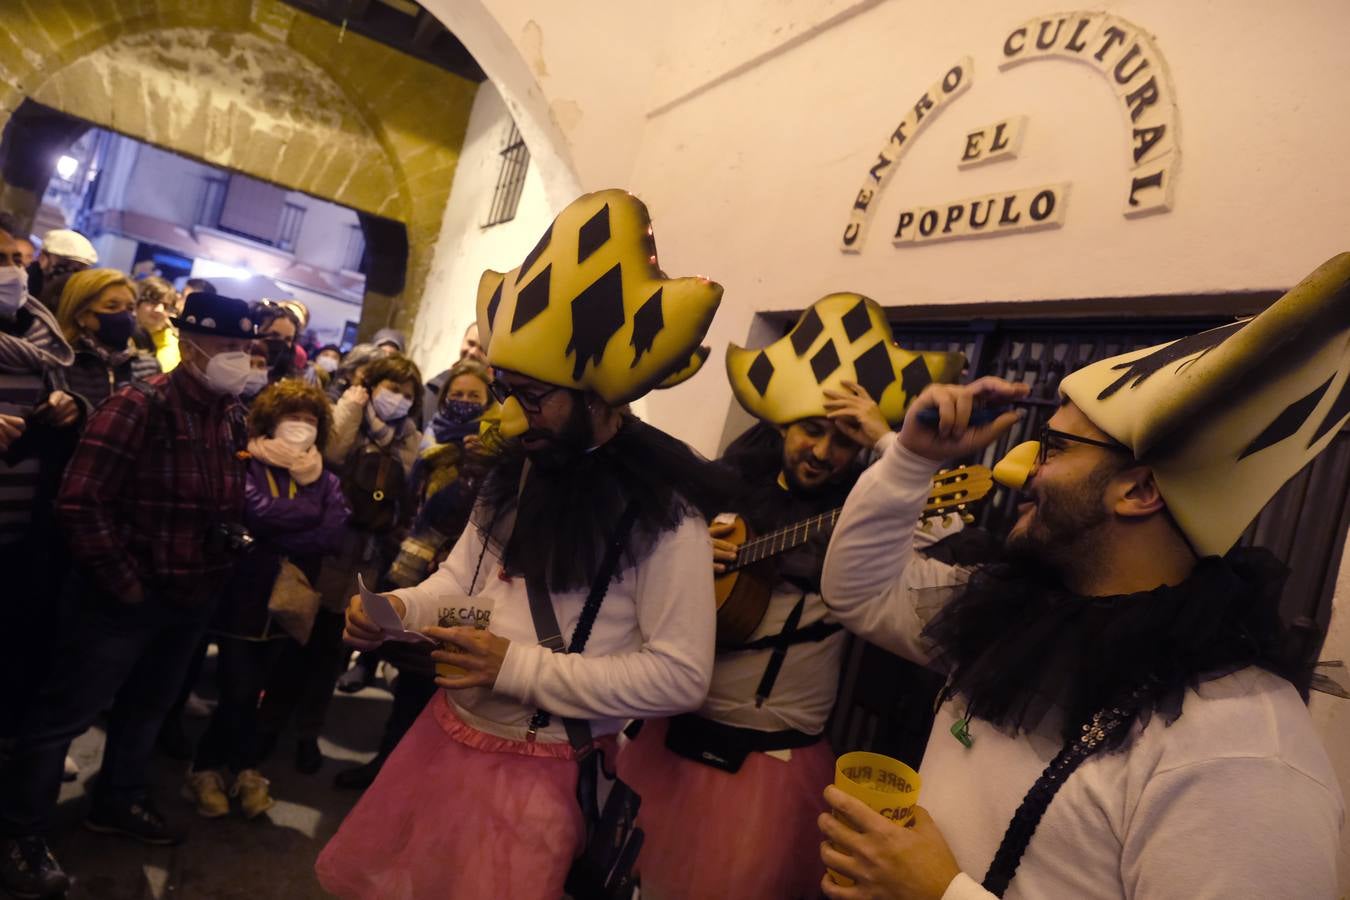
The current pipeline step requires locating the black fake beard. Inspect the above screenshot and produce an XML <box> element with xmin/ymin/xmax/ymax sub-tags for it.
<box><xmin>518</xmin><ymin>394</ymin><xmax>594</xmax><ymax>473</ymax></box>
<box><xmin>473</xmin><ymin>416</ymin><xmax>737</xmax><ymax>594</ymax></box>
<box><xmin>921</xmin><ymin>546</ymin><xmax>1303</xmax><ymax>751</ymax></box>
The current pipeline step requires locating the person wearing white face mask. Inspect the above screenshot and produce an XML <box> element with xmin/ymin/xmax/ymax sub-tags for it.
<box><xmin>0</xmin><ymin>225</ymin><xmax>82</xmax><ymax>818</ymax></box>
<box><xmin>184</xmin><ymin>380</ymin><xmax>350</xmax><ymax>820</ymax></box>
<box><xmin>0</xmin><ymin>292</ymin><xmax>258</xmax><ymax>895</ymax></box>
<box><xmin>256</xmin><ymin>352</ymin><xmax>423</xmax><ymax>775</ymax></box>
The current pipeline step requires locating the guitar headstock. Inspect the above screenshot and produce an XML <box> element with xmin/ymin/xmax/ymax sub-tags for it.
<box><xmin>923</xmin><ymin>465</ymin><xmax>994</xmax><ymax>521</ymax></box>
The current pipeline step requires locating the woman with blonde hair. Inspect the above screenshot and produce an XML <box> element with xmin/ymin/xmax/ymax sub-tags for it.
<box><xmin>57</xmin><ymin>268</ymin><xmax>160</xmax><ymax>413</ymax></box>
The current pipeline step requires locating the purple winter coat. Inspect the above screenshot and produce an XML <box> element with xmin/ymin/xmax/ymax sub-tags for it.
<box><xmin>211</xmin><ymin>459</ymin><xmax>351</xmax><ymax>639</ymax></box>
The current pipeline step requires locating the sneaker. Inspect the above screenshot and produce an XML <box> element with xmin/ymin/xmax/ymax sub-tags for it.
<box><xmin>182</xmin><ymin>692</ymin><xmax>216</xmax><ymax>719</ymax></box>
<box><xmin>182</xmin><ymin>770</ymin><xmax>230</xmax><ymax>819</ymax></box>
<box><xmin>336</xmin><ymin>659</ymin><xmax>377</xmax><ymax>693</ymax></box>
<box><xmin>333</xmin><ymin>754</ymin><xmax>386</xmax><ymax>790</ymax></box>
<box><xmin>84</xmin><ymin>795</ymin><xmax>184</xmax><ymax>845</ymax></box>
<box><xmin>62</xmin><ymin>754</ymin><xmax>80</xmax><ymax>782</ymax></box>
<box><xmin>231</xmin><ymin>769</ymin><xmax>275</xmax><ymax>819</ymax></box>
<box><xmin>295</xmin><ymin>738</ymin><xmax>322</xmax><ymax>775</ymax></box>
<box><xmin>0</xmin><ymin>836</ymin><xmax>69</xmax><ymax>899</ymax></box>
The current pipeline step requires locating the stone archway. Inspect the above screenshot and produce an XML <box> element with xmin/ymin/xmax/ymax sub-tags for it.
<box><xmin>0</xmin><ymin>0</ymin><xmax>479</xmax><ymax>337</ymax></box>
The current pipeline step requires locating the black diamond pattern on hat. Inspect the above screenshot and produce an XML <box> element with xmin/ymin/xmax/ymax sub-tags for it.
<box><xmin>899</xmin><ymin>355</ymin><xmax>933</xmax><ymax>399</ymax></box>
<box><xmin>512</xmin><ymin>265</ymin><xmax>551</xmax><ymax>333</ymax></box>
<box><xmin>789</xmin><ymin>307</ymin><xmax>825</xmax><ymax>357</ymax></box>
<box><xmin>565</xmin><ymin>263</ymin><xmax>625</xmax><ymax>380</ymax></box>
<box><xmin>1097</xmin><ymin>319</ymin><xmax>1246</xmax><ymax>400</ymax></box>
<box><xmin>577</xmin><ymin>203</ymin><xmax>611</xmax><ymax>265</ymax></box>
<box><xmin>1308</xmin><ymin>373</ymin><xmax>1350</xmax><ymax>448</ymax></box>
<box><xmin>1239</xmin><ymin>375</ymin><xmax>1333</xmax><ymax>460</ymax></box>
<box><xmin>841</xmin><ymin>299</ymin><xmax>872</xmax><ymax>344</ymax></box>
<box><xmin>485</xmin><ymin>279</ymin><xmax>503</xmax><ymax>329</ymax></box>
<box><xmin>747</xmin><ymin>351</ymin><xmax>775</xmax><ymax>396</ymax></box>
<box><xmin>630</xmin><ymin>287</ymin><xmax>663</xmax><ymax>367</ymax></box>
<box><xmin>515</xmin><ymin>225</ymin><xmax>553</xmax><ymax>287</ymax></box>
<box><xmin>853</xmin><ymin>340</ymin><xmax>897</xmax><ymax>402</ymax></box>
<box><xmin>811</xmin><ymin>340</ymin><xmax>841</xmax><ymax>383</ymax></box>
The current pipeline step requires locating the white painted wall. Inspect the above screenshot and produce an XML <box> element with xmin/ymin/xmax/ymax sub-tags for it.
<box><xmin>422</xmin><ymin>0</ymin><xmax>1350</xmax><ymax>885</ymax></box>
<box><xmin>408</xmin><ymin>81</ymin><xmax>554</xmax><ymax>380</ymax></box>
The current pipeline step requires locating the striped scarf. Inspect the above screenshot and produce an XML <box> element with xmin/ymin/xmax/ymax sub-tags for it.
<box><xmin>0</xmin><ymin>297</ymin><xmax>74</xmax><ymax>374</ymax></box>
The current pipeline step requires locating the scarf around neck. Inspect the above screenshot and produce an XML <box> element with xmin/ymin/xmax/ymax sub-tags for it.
<box><xmin>0</xmin><ymin>298</ymin><xmax>74</xmax><ymax>373</ymax></box>
<box><xmin>248</xmin><ymin>436</ymin><xmax>324</xmax><ymax>486</ymax></box>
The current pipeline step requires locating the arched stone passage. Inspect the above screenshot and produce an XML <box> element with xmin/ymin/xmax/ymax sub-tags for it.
<box><xmin>30</xmin><ymin>29</ymin><xmax>405</xmax><ymax>222</ymax></box>
<box><xmin>0</xmin><ymin>0</ymin><xmax>479</xmax><ymax>338</ymax></box>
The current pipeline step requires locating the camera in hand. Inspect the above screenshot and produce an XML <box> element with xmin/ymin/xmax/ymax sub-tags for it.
<box><xmin>207</xmin><ymin>521</ymin><xmax>256</xmax><ymax>557</ymax></box>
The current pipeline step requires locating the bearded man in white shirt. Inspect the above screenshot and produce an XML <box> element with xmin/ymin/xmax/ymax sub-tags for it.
<box><xmin>315</xmin><ymin>190</ymin><xmax>730</xmax><ymax>900</ymax></box>
<box><xmin>819</xmin><ymin>254</ymin><xmax>1349</xmax><ymax>900</ymax></box>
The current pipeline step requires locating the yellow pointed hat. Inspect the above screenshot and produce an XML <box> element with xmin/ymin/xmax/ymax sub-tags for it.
<box><xmin>727</xmin><ymin>293</ymin><xmax>966</xmax><ymax>427</ymax></box>
<box><xmin>1057</xmin><ymin>252</ymin><xmax>1350</xmax><ymax>557</ymax></box>
<box><xmin>477</xmin><ymin>190</ymin><xmax>722</xmax><ymax>410</ymax></box>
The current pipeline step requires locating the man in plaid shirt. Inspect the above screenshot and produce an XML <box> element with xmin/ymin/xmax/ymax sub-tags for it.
<box><xmin>0</xmin><ymin>293</ymin><xmax>259</xmax><ymax>898</ymax></box>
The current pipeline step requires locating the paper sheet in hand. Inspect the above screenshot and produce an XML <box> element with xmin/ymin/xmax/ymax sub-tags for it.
<box><xmin>358</xmin><ymin>574</ymin><xmax>434</xmax><ymax>644</ymax></box>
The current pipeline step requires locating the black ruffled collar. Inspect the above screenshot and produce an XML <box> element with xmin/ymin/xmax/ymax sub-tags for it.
<box><xmin>922</xmin><ymin>547</ymin><xmax>1301</xmax><ymax>750</ymax></box>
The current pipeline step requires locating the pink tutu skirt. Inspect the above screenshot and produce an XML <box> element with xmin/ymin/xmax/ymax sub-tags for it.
<box><xmin>316</xmin><ymin>693</ymin><xmax>583</xmax><ymax>900</ymax></box>
<box><xmin>617</xmin><ymin>717</ymin><xmax>835</xmax><ymax>900</ymax></box>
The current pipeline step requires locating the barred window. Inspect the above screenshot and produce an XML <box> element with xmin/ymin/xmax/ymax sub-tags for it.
<box><xmin>343</xmin><ymin>224</ymin><xmax>366</xmax><ymax>273</ymax></box>
<box><xmin>484</xmin><ymin>120</ymin><xmax>529</xmax><ymax>227</ymax></box>
<box><xmin>277</xmin><ymin>203</ymin><xmax>306</xmax><ymax>252</ymax></box>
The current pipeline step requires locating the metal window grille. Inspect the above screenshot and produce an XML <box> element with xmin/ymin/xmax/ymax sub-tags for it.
<box><xmin>827</xmin><ymin>313</ymin><xmax>1350</xmax><ymax>764</ymax></box>
<box><xmin>196</xmin><ymin>176</ymin><xmax>227</xmax><ymax>230</ymax></box>
<box><xmin>343</xmin><ymin>224</ymin><xmax>367</xmax><ymax>272</ymax></box>
<box><xmin>277</xmin><ymin>203</ymin><xmax>306</xmax><ymax>252</ymax></box>
<box><xmin>484</xmin><ymin>120</ymin><xmax>530</xmax><ymax>227</ymax></box>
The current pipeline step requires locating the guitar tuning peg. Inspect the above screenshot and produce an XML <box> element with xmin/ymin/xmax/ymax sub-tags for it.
<box><xmin>961</xmin><ymin>513</ymin><xmax>975</xmax><ymax>524</ymax></box>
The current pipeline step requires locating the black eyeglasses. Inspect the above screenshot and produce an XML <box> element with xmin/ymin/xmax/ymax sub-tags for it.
<box><xmin>1036</xmin><ymin>423</ymin><xmax>1131</xmax><ymax>469</ymax></box>
<box><xmin>488</xmin><ymin>377</ymin><xmax>561</xmax><ymax>414</ymax></box>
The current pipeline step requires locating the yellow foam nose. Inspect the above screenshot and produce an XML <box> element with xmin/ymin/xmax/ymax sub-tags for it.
<box><xmin>993</xmin><ymin>440</ymin><xmax>1040</xmax><ymax>490</ymax></box>
<box><xmin>497</xmin><ymin>396</ymin><xmax>529</xmax><ymax>439</ymax></box>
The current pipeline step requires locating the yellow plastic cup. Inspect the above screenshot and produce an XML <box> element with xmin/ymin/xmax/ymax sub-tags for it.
<box><xmin>828</xmin><ymin>751</ymin><xmax>922</xmax><ymax>885</ymax></box>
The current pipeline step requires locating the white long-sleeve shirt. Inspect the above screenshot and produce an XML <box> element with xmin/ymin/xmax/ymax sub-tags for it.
<box><xmin>704</xmin><ymin>467</ymin><xmax>960</xmax><ymax>735</ymax></box>
<box><xmin>821</xmin><ymin>436</ymin><xmax>1344</xmax><ymax>900</ymax></box>
<box><xmin>395</xmin><ymin>513</ymin><xmax>716</xmax><ymax>744</ymax></box>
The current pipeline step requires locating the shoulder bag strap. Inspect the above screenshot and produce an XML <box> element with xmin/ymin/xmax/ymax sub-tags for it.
<box><xmin>523</xmin><ymin>500</ymin><xmax>641</xmax><ymax>754</ymax></box>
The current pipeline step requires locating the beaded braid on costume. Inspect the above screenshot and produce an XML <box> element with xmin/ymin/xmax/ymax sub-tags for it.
<box><xmin>981</xmin><ymin>678</ymin><xmax>1161</xmax><ymax>897</ymax></box>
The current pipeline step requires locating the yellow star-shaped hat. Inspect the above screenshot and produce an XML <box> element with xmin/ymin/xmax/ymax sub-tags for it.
<box><xmin>1054</xmin><ymin>252</ymin><xmax>1350</xmax><ymax>557</ymax></box>
<box><xmin>727</xmin><ymin>293</ymin><xmax>966</xmax><ymax>427</ymax></box>
<box><xmin>477</xmin><ymin>190</ymin><xmax>722</xmax><ymax>421</ymax></box>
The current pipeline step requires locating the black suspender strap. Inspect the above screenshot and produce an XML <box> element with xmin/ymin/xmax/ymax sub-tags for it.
<box><xmin>523</xmin><ymin>500</ymin><xmax>640</xmax><ymax>753</ymax></box>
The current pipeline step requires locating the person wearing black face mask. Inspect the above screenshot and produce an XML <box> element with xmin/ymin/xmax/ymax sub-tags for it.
<box><xmin>57</xmin><ymin>269</ymin><xmax>161</xmax><ymax>415</ymax></box>
<box><xmin>254</xmin><ymin>301</ymin><xmax>302</xmax><ymax>385</ymax></box>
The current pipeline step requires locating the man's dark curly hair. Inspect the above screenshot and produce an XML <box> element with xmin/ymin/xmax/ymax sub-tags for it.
<box><xmin>247</xmin><ymin>379</ymin><xmax>334</xmax><ymax>452</ymax></box>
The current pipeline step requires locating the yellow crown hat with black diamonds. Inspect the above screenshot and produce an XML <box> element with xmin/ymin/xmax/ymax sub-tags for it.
<box><xmin>727</xmin><ymin>293</ymin><xmax>966</xmax><ymax>427</ymax></box>
<box><xmin>476</xmin><ymin>190</ymin><xmax>722</xmax><ymax>437</ymax></box>
<box><xmin>998</xmin><ymin>253</ymin><xmax>1350</xmax><ymax>558</ymax></box>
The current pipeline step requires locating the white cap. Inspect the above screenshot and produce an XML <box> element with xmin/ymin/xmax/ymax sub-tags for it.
<box><xmin>41</xmin><ymin>229</ymin><xmax>97</xmax><ymax>265</ymax></box>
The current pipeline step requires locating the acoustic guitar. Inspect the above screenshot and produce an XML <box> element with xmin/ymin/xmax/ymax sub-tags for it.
<box><xmin>712</xmin><ymin>465</ymin><xmax>994</xmax><ymax>648</ymax></box>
